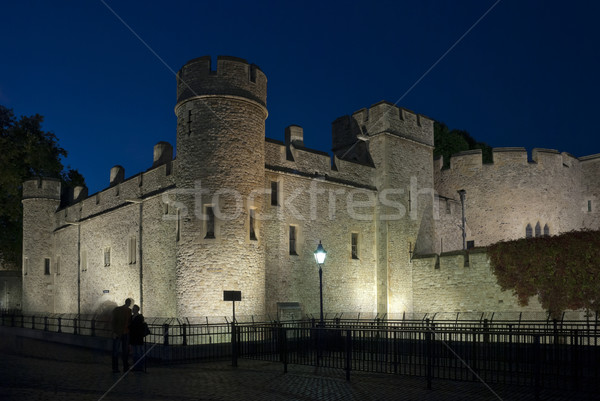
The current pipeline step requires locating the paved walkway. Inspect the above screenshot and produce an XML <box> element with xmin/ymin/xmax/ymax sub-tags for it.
<box><xmin>0</xmin><ymin>331</ymin><xmax>595</xmax><ymax>400</ymax></box>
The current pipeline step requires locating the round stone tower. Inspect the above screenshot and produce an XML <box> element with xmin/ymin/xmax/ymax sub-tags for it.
<box><xmin>21</xmin><ymin>178</ymin><xmax>62</xmax><ymax>313</ymax></box>
<box><xmin>174</xmin><ymin>56</ymin><xmax>267</xmax><ymax>317</ymax></box>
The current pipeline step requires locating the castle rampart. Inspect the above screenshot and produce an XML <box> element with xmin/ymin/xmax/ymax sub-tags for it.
<box><xmin>22</xmin><ymin>178</ymin><xmax>61</xmax><ymax>200</ymax></box>
<box><xmin>412</xmin><ymin>250</ymin><xmax>544</xmax><ymax>315</ymax></box>
<box><xmin>332</xmin><ymin>101</ymin><xmax>433</xmax><ymax>161</ymax></box>
<box><xmin>176</xmin><ymin>55</ymin><xmax>267</xmax><ymax>110</ymax></box>
<box><xmin>435</xmin><ymin>147</ymin><xmax>591</xmax><ymax>250</ymax></box>
<box><xmin>19</xmin><ymin>55</ymin><xmax>600</xmax><ymax>319</ymax></box>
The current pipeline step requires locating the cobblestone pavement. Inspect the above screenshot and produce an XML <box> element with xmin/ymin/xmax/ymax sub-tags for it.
<box><xmin>0</xmin><ymin>334</ymin><xmax>595</xmax><ymax>400</ymax></box>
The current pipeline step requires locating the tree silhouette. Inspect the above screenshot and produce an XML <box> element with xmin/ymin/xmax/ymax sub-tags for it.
<box><xmin>0</xmin><ymin>105</ymin><xmax>85</xmax><ymax>269</ymax></box>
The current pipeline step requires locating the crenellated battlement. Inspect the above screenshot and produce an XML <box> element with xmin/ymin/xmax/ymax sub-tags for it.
<box><xmin>449</xmin><ymin>149</ymin><xmax>483</xmax><ymax>171</ymax></box>
<box><xmin>332</xmin><ymin>101</ymin><xmax>434</xmax><ymax>158</ymax></box>
<box><xmin>22</xmin><ymin>178</ymin><xmax>61</xmax><ymax>200</ymax></box>
<box><xmin>20</xmin><ymin>54</ymin><xmax>599</xmax><ymax>319</ymax></box>
<box><xmin>175</xmin><ymin>55</ymin><xmax>267</xmax><ymax>110</ymax></box>
<box><xmin>438</xmin><ymin>147</ymin><xmax>595</xmax><ymax>173</ymax></box>
<box><xmin>266</xmin><ymin>128</ymin><xmax>375</xmax><ymax>189</ymax></box>
<box><xmin>492</xmin><ymin>147</ymin><xmax>528</xmax><ymax>167</ymax></box>
<box><xmin>38</xmin><ymin>141</ymin><xmax>176</xmax><ymax>227</ymax></box>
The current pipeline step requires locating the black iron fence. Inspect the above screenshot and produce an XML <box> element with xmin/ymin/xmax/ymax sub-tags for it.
<box><xmin>0</xmin><ymin>312</ymin><xmax>235</xmax><ymax>363</ymax></box>
<box><xmin>234</xmin><ymin>322</ymin><xmax>600</xmax><ymax>396</ymax></box>
<box><xmin>2</xmin><ymin>309</ymin><xmax>600</xmax><ymax>395</ymax></box>
<box><xmin>0</xmin><ymin>313</ymin><xmax>112</xmax><ymax>337</ymax></box>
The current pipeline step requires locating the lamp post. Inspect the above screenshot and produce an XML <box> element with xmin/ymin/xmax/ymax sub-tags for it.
<box><xmin>314</xmin><ymin>241</ymin><xmax>327</xmax><ymax>327</ymax></box>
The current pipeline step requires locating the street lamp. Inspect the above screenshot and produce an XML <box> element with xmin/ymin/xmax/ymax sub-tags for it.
<box><xmin>314</xmin><ymin>241</ymin><xmax>327</xmax><ymax>326</ymax></box>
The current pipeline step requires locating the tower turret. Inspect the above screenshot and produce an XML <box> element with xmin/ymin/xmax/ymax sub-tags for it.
<box><xmin>21</xmin><ymin>178</ymin><xmax>61</xmax><ymax>312</ymax></box>
<box><xmin>174</xmin><ymin>56</ymin><xmax>267</xmax><ymax>317</ymax></box>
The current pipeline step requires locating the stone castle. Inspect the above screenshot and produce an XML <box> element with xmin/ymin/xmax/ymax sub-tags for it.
<box><xmin>18</xmin><ymin>56</ymin><xmax>600</xmax><ymax>318</ymax></box>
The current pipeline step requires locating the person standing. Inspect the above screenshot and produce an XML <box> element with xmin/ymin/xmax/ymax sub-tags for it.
<box><xmin>111</xmin><ymin>298</ymin><xmax>132</xmax><ymax>373</ymax></box>
<box><xmin>129</xmin><ymin>304</ymin><xmax>147</xmax><ymax>371</ymax></box>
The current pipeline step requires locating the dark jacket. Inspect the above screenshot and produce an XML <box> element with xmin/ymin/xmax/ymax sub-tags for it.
<box><xmin>112</xmin><ymin>305</ymin><xmax>132</xmax><ymax>336</ymax></box>
<box><xmin>129</xmin><ymin>314</ymin><xmax>146</xmax><ymax>345</ymax></box>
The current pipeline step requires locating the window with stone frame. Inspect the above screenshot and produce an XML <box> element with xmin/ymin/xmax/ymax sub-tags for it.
<box><xmin>351</xmin><ymin>233</ymin><xmax>359</xmax><ymax>259</ymax></box>
<box><xmin>44</xmin><ymin>258</ymin><xmax>50</xmax><ymax>275</ymax></box>
<box><xmin>104</xmin><ymin>248</ymin><xmax>111</xmax><ymax>267</ymax></box>
<box><xmin>249</xmin><ymin>208</ymin><xmax>257</xmax><ymax>241</ymax></box>
<box><xmin>81</xmin><ymin>250</ymin><xmax>87</xmax><ymax>272</ymax></box>
<box><xmin>128</xmin><ymin>237</ymin><xmax>137</xmax><ymax>264</ymax></box>
<box><xmin>289</xmin><ymin>225</ymin><xmax>297</xmax><ymax>255</ymax></box>
<box><xmin>205</xmin><ymin>206</ymin><xmax>215</xmax><ymax>239</ymax></box>
<box><xmin>176</xmin><ymin>208</ymin><xmax>181</xmax><ymax>242</ymax></box>
<box><xmin>271</xmin><ymin>181</ymin><xmax>279</xmax><ymax>206</ymax></box>
<box><xmin>525</xmin><ymin>224</ymin><xmax>533</xmax><ymax>238</ymax></box>
<box><xmin>55</xmin><ymin>256</ymin><xmax>61</xmax><ymax>275</ymax></box>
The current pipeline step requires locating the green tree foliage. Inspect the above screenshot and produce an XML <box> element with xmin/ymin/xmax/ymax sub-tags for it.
<box><xmin>0</xmin><ymin>105</ymin><xmax>85</xmax><ymax>268</ymax></box>
<box><xmin>487</xmin><ymin>230</ymin><xmax>600</xmax><ymax>318</ymax></box>
<box><xmin>434</xmin><ymin>121</ymin><xmax>493</xmax><ymax>167</ymax></box>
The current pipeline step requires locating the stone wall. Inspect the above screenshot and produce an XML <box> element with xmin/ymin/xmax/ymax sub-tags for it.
<box><xmin>262</xmin><ymin>171</ymin><xmax>378</xmax><ymax>317</ymax></box>
<box><xmin>0</xmin><ymin>271</ymin><xmax>22</xmax><ymax>310</ymax></box>
<box><xmin>22</xmin><ymin>179</ymin><xmax>61</xmax><ymax>313</ymax></box>
<box><xmin>581</xmin><ymin>154</ymin><xmax>600</xmax><ymax>229</ymax></box>
<box><xmin>19</xmin><ymin>55</ymin><xmax>600</xmax><ymax>320</ymax></box>
<box><xmin>412</xmin><ymin>250</ymin><xmax>544</xmax><ymax>314</ymax></box>
<box><xmin>22</xmin><ymin>150</ymin><xmax>176</xmax><ymax>315</ymax></box>
<box><xmin>435</xmin><ymin>148</ymin><xmax>590</xmax><ymax>250</ymax></box>
<box><xmin>174</xmin><ymin>56</ymin><xmax>268</xmax><ymax>318</ymax></box>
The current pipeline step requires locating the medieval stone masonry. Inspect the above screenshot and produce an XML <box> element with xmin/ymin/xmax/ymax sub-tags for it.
<box><xmin>20</xmin><ymin>56</ymin><xmax>600</xmax><ymax>318</ymax></box>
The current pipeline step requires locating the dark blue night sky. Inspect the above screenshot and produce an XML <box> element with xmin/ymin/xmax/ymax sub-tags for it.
<box><xmin>1</xmin><ymin>0</ymin><xmax>599</xmax><ymax>194</ymax></box>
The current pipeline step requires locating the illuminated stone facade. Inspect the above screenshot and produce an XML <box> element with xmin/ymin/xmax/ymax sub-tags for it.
<box><xmin>20</xmin><ymin>56</ymin><xmax>600</xmax><ymax>318</ymax></box>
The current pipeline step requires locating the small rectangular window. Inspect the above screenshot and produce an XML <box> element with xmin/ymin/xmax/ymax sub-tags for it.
<box><xmin>176</xmin><ymin>208</ymin><xmax>181</xmax><ymax>242</ymax></box>
<box><xmin>23</xmin><ymin>257</ymin><xmax>29</xmax><ymax>276</ymax></box>
<box><xmin>351</xmin><ymin>233</ymin><xmax>359</xmax><ymax>259</ymax></box>
<box><xmin>466</xmin><ymin>240</ymin><xmax>475</xmax><ymax>250</ymax></box>
<box><xmin>104</xmin><ymin>248</ymin><xmax>111</xmax><ymax>267</ymax></box>
<box><xmin>249</xmin><ymin>209</ymin><xmax>257</xmax><ymax>241</ymax></box>
<box><xmin>271</xmin><ymin>181</ymin><xmax>279</xmax><ymax>206</ymax></box>
<box><xmin>205</xmin><ymin>206</ymin><xmax>215</xmax><ymax>239</ymax></box>
<box><xmin>289</xmin><ymin>226</ymin><xmax>297</xmax><ymax>255</ymax></box>
<box><xmin>44</xmin><ymin>258</ymin><xmax>50</xmax><ymax>275</ymax></box>
<box><xmin>408</xmin><ymin>190</ymin><xmax>412</xmax><ymax>212</ymax></box>
<box><xmin>588</xmin><ymin>200</ymin><xmax>593</xmax><ymax>212</ymax></box>
<box><xmin>129</xmin><ymin>237</ymin><xmax>137</xmax><ymax>264</ymax></box>
<box><xmin>55</xmin><ymin>256</ymin><xmax>61</xmax><ymax>275</ymax></box>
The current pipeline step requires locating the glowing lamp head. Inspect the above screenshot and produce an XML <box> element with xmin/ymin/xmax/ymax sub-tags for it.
<box><xmin>314</xmin><ymin>240</ymin><xmax>327</xmax><ymax>264</ymax></box>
